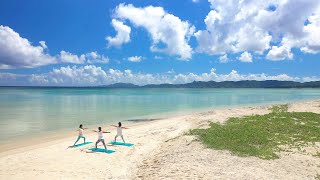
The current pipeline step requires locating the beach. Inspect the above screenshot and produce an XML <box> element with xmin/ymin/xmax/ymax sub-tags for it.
<box><xmin>0</xmin><ymin>99</ymin><xmax>319</xmax><ymax>179</ymax></box>
<box><xmin>1</xmin><ymin>0</ymin><xmax>320</xmax><ymax>178</ymax></box>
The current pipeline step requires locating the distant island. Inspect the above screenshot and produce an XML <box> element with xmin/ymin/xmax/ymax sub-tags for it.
<box><xmin>98</xmin><ymin>80</ymin><xmax>320</xmax><ymax>88</ymax></box>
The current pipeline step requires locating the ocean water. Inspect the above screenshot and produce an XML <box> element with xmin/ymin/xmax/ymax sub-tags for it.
<box><xmin>0</xmin><ymin>87</ymin><xmax>320</xmax><ymax>143</ymax></box>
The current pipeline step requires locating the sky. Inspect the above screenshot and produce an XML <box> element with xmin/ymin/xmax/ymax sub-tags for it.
<box><xmin>0</xmin><ymin>0</ymin><xmax>319</xmax><ymax>86</ymax></box>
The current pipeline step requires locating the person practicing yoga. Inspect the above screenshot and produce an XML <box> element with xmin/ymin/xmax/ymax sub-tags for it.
<box><xmin>73</xmin><ymin>124</ymin><xmax>87</xmax><ymax>146</ymax></box>
<box><xmin>93</xmin><ymin>127</ymin><xmax>110</xmax><ymax>151</ymax></box>
<box><xmin>111</xmin><ymin>122</ymin><xmax>129</xmax><ymax>143</ymax></box>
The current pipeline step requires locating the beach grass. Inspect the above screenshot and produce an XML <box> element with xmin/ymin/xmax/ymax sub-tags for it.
<box><xmin>190</xmin><ymin>104</ymin><xmax>320</xmax><ymax>160</ymax></box>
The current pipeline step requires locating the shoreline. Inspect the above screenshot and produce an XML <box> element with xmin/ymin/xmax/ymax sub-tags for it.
<box><xmin>0</xmin><ymin>117</ymin><xmax>165</xmax><ymax>156</ymax></box>
<box><xmin>0</xmin><ymin>99</ymin><xmax>319</xmax><ymax>179</ymax></box>
<box><xmin>1</xmin><ymin>98</ymin><xmax>319</xmax><ymax>156</ymax></box>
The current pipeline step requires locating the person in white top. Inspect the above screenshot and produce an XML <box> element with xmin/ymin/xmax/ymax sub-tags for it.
<box><xmin>93</xmin><ymin>127</ymin><xmax>110</xmax><ymax>151</ymax></box>
<box><xmin>73</xmin><ymin>124</ymin><xmax>87</xmax><ymax>146</ymax></box>
<box><xmin>111</xmin><ymin>122</ymin><xmax>129</xmax><ymax>143</ymax></box>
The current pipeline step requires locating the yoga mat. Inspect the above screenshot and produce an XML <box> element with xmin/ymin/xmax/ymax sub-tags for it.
<box><xmin>71</xmin><ymin>142</ymin><xmax>92</xmax><ymax>148</ymax></box>
<box><xmin>89</xmin><ymin>148</ymin><xmax>116</xmax><ymax>154</ymax></box>
<box><xmin>109</xmin><ymin>141</ymin><xmax>134</xmax><ymax>147</ymax></box>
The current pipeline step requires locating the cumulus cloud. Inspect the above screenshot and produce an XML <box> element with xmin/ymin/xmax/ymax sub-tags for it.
<box><xmin>300</xmin><ymin>13</ymin><xmax>320</xmax><ymax>53</ymax></box>
<box><xmin>0</xmin><ymin>73</ymin><xmax>30</xmax><ymax>86</ymax></box>
<box><xmin>59</xmin><ymin>51</ymin><xmax>85</xmax><ymax>64</ymax></box>
<box><xmin>106</xmin><ymin>19</ymin><xmax>131</xmax><ymax>48</ymax></box>
<box><xmin>128</xmin><ymin>56</ymin><xmax>143</xmax><ymax>62</ymax></box>
<box><xmin>238</xmin><ymin>52</ymin><xmax>253</xmax><ymax>63</ymax></box>
<box><xmin>58</xmin><ymin>51</ymin><xmax>109</xmax><ymax>64</ymax></box>
<box><xmin>258</xmin><ymin>1</ymin><xmax>320</xmax><ymax>56</ymax></box>
<box><xmin>254</xmin><ymin>0</ymin><xmax>318</xmax><ymax>38</ymax></box>
<box><xmin>195</xmin><ymin>0</ymin><xmax>320</xmax><ymax>60</ymax></box>
<box><xmin>0</xmin><ymin>25</ymin><xmax>56</xmax><ymax>69</ymax></box>
<box><xmin>26</xmin><ymin>67</ymin><xmax>308</xmax><ymax>86</ymax></box>
<box><xmin>302</xmin><ymin>76</ymin><xmax>320</xmax><ymax>82</ymax></box>
<box><xmin>219</xmin><ymin>54</ymin><xmax>229</xmax><ymax>63</ymax></box>
<box><xmin>195</xmin><ymin>2</ymin><xmax>273</xmax><ymax>55</ymax></box>
<box><xmin>113</xmin><ymin>4</ymin><xmax>195</xmax><ymax>59</ymax></box>
<box><xmin>0</xmin><ymin>25</ymin><xmax>110</xmax><ymax>68</ymax></box>
<box><xmin>230</xmin><ymin>25</ymin><xmax>271</xmax><ymax>53</ymax></box>
<box><xmin>39</xmin><ymin>41</ymin><xmax>47</xmax><ymax>49</ymax></box>
<box><xmin>266</xmin><ymin>45</ymin><xmax>293</xmax><ymax>61</ymax></box>
<box><xmin>1</xmin><ymin>66</ymin><xmax>317</xmax><ymax>86</ymax></box>
<box><xmin>29</xmin><ymin>65</ymin><xmax>108</xmax><ymax>86</ymax></box>
<box><xmin>166</xmin><ymin>69</ymin><xmax>175</xmax><ymax>74</ymax></box>
<box><xmin>85</xmin><ymin>52</ymin><xmax>109</xmax><ymax>64</ymax></box>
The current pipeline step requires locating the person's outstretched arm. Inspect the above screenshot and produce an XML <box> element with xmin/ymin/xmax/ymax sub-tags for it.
<box><xmin>122</xmin><ymin>127</ymin><xmax>129</xmax><ymax>129</ymax></box>
<box><xmin>103</xmin><ymin>131</ymin><xmax>111</xmax><ymax>133</ymax></box>
<box><xmin>92</xmin><ymin>130</ymin><xmax>97</xmax><ymax>132</ymax></box>
<box><xmin>110</xmin><ymin>125</ymin><xmax>117</xmax><ymax>127</ymax></box>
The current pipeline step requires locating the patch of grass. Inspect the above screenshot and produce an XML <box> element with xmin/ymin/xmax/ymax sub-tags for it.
<box><xmin>190</xmin><ymin>104</ymin><xmax>320</xmax><ymax>160</ymax></box>
<box><xmin>269</xmin><ymin>104</ymin><xmax>288</xmax><ymax>113</ymax></box>
<box><xmin>314</xmin><ymin>152</ymin><xmax>320</xmax><ymax>158</ymax></box>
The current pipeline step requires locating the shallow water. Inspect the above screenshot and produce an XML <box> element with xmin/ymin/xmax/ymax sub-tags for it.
<box><xmin>0</xmin><ymin>87</ymin><xmax>320</xmax><ymax>143</ymax></box>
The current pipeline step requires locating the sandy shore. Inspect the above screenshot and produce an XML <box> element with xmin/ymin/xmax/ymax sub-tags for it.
<box><xmin>0</xmin><ymin>100</ymin><xmax>319</xmax><ymax>179</ymax></box>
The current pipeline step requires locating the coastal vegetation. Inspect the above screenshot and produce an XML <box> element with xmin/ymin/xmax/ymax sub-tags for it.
<box><xmin>190</xmin><ymin>104</ymin><xmax>320</xmax><ymax>160</ymax></box>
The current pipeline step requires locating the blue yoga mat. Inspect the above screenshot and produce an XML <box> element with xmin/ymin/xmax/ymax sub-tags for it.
<box><xmin>71</xmin><ymin>142</ymin><xmax>92</xmax><ymax>148</ymax></box>
<box><xmin>89</xmin><ymin>148</ymin><xmax>116</xmax><ymax>154</ymax></box>
<box><xmin>109</xmin><ymin>141</ymin><xmax>134</xmax><ymax>147</ymax></box>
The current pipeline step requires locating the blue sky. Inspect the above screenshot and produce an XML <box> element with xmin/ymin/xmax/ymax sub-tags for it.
<box><xmin>0</xmin><ymin>0</ymin><xmax>319</xmax><ymax>86</ymax></box>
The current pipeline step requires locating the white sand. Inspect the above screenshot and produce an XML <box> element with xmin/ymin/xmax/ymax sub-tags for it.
<box><xmin>0</xmin><ymin>100</ymin><xmax>319</xmax><ymax>179</ymax></box>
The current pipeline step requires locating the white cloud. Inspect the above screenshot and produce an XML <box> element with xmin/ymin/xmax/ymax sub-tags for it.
<box><xmin>301</xmin><ymin>14</ymin><xmax>320</xmax><ymax>53</ymax></box>
<box><xmin>0</xmin><ymin>25</ymin><xmax>110</xmax><ymax>68</ymax></box>
<box><xmin>30</xmin><ymin>65</ymin><xmax>108</xmax><ymax>86</ymax></box>
<box><xmin>230</xmin><ymin>25</ymin><xmax>271</xmax><ymax>53</ymax></box>
<box><xmin>166</xmin><ymin>69</ymin><xmax>175</xmax><ymax>74</ymax></box>
<box><xmin>192</xmin><ymin>0</ymin><xmax>199</xmax><ymax>3</ymax></box>
<box><xmin>266</xmin><ymin>45</ymin><xmax>293</xmax><ymax>61</ymax></box>
<box><xmin>27</xmin><ymin>67</ymin><xmax>306</xmax><ymax>86</ymax></box>
<box><xmin>1</xmin><ymin>66</ymin><xmax>317</xmax><ymax>86</ymax></box>
<box><xmin>238</xmin><ymin>52</ymin><xmax>252</xmax><ymax>63</ymax></box>
<box><xmin>128</xmin><ymin>56</ymin><xmax>143</xmax><ymax>62</ymax></box>
<box><xmin>58</xmin><ymin>51</ymin><xmax>109</xmax><ymax>64</ymax></box>
<box><xmin>59</xmin><ymin>51</ymin><xmax>85</xmax><ymax>64</ymax></box>
<box><xmin>39</xmin><ymin>41</ymin><xmax>47</xmax><ymax>49</ymax></box>
<box><xmin>106</xmin><ymin>19</ymin><xmax>131</xmax><ymax>48</ymax></box>
<box><xmin>0</xmin><ymin>73</ymin><xmax>31</xmax><ymax>86</ymax></box>
<box><xmin>219</xmin><ymin>54</ymin><xmax>229</xmax><ymax>63</ymax></box>
<box><xmin>195</xmin><ymin>0</ymin><xmax>320</xmax><ymax>59</ymax></box>
<box><xmin>113</xmin><ymin>4</ymin><xmax>195</xmax><ymax>59</ymax></box>
<box><xmin>256</xmin><ymin>1</ymin><xmax>320</xmax><ymax>55</ymax></box>
<box><xmin>195</xmin><ymin>3</ymin><xmax>272</xmax><ymax>55</ymax></box>
<box><xmin>254</xmin><ymin>0</ymin><xmax>319</xmax><ymax>38</ymax></box>
<box><xmin>302</xmin><ymin>76</ymin><xmax>320</xmax><ymax>82</ymax></box>
<box><xmin>85</xmin><ymin>52</ymin><xmax>109</xmax><ymax>64</ymax></box>
<box><xmin>0</xmin><ymin>25</ymin><xmax>56</xmax><ymax>69</ymax></box>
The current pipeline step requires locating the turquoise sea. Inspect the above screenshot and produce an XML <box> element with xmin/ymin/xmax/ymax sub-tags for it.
<box><xmin>0</xmin><ymin>87</ymin><xmax>320</xmax><ymax>144</ymax></box>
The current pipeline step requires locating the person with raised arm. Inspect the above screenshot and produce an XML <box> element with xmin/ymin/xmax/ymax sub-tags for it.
<box><xmin>111</xmin><ymin>122</ymin><xmax>129</xmax><ymax>143</ymax></box>
<box><xmin>93</xmin><ymin>127</ymin><xmax>110</xmax><ymax>151</ymax></box>
<box><xmin>73</xmin><ymin>124</ymin><xmax>88</xmax><ymax>146</ymax></box>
